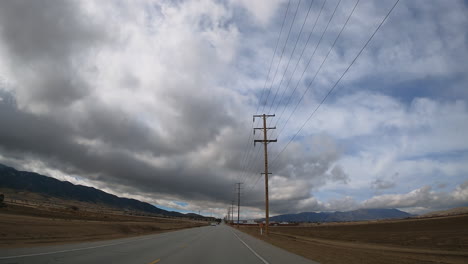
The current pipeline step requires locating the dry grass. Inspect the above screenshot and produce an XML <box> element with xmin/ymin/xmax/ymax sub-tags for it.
<box><xmin>0</xmin><ymin>202</ymin><xmax>207</xmax><ymax>248</ymax></box>
<box><xmin>237</xmin><ymin>215</ymin><xmax>468</xmax><ymax>264</ymax></box>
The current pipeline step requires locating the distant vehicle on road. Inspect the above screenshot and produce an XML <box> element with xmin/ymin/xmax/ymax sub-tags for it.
<box><xmin>210</xmin><ymin>222</ymin><xmax>217</xmax><ymax>226</ymax></box>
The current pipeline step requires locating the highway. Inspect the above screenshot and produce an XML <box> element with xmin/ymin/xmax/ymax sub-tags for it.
<box><xmin>0</xmin><ymin>224</ymin><xmax>317</xmax><ymax>264</ymax></box>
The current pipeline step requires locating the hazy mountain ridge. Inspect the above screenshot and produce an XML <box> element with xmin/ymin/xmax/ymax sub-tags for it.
<box><xmin>266</xmin><ymin>208</ymin><xmax>411</xmax><ymax>222</ymax></box>
<box><xmin>0</xmin><ymin>164</ymin><xmax>185</xmax><ymax>217</ymax></box>
<box><xmin>0</xmin><ymin>164</ymin><xmax>413</xmax><ymax>221</ymax></box>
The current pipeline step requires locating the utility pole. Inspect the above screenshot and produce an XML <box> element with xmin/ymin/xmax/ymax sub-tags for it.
<box><xmin>253</xmin><ymin>114</ymin><xmax>276</xmax><ymax>235</ymax></box>
<box><xmin>231</xmin><ymin>200</ymin><xmax>235</xmax><ymax>224</ymax></box>
<box><xmin>236</xmin><ymin>182</ymin><xmax>243</xmax><ymax>228</ymax></box>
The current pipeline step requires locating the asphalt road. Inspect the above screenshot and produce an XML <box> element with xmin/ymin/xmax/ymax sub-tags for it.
<box><xmin>0</xmin><ymin>224</ymin><xmax>318</xmax><ymax>264</ymax></box>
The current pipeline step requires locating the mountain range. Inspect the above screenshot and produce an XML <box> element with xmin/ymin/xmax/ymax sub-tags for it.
<box><xmin>1</xmin><ymin>163</ymin><xmax>412</xmax><ymax>222</ymax></box>
<box><xmin>0</xmin><ymin>163</ymin><xmax>194</xmax><ymax>218</ymax></box>
<box><xmin>265</xmin><ymin>208</ymin><xmax>412</xmax><ymax>223</ymax></box>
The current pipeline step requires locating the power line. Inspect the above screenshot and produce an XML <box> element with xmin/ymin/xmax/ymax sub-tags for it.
<box><xmin>270</xmin><ymin>0</ymin><xmax>327</xmax><ymax>123</ymax></box>
<box><xmin>242</xmin><ymin>0</ymin><xmax>328</xmax><ymax>188</ymax></box>
<box><xmin>260</xmin><ymin>0</ymin><xmax>341</xmax><ymax>165</ymax></box>
<box><xmin>271</xmin><ymin>0</ymin><xmax>400</xmax><ymax>168</ymax></box>
<box><xmin>255</xmin><ymin>0</ymin><xmax>291</xmax><ymax>116</ymax></box>
<box><xmin>266</xmin><ymin>0</ymin><xmax>316</xmax><ymax>115</ymax></box>
<box><xmin>248</xmin><ymin>0</ymin><xmax>399</xmax><ymax>191</ymax></box>
<box><xmin>275</xmin><ymin>0</ymin><xmax>358</xmax><ymax>140</ymax></box>
<box><xmin>237</xmin><ymin>0</ymin><xmax>291</xmax><ymax>184</ymax></box>
<box><xmin>272</xmin><ymin>0</ymin><xmax>343</xmax><ymax>139</ymax></box>
<box><xmin>242</xmin><ymin>0</ymin><xmax>322</xmax><ymax>186</ymax></box>
<box><xmin>259</xmin><ymin>0</ymin><xmax>302</xmax><ymax>115</ymax></box>
<box><xmin>239</xmin><ymin>140</ymin><xmax>263</xmax><ymax>185</ymax></box>
<box><xmin>244</xmin><ymin>0</ymin><xmax>339</xmax><ymax>188</ymax></box>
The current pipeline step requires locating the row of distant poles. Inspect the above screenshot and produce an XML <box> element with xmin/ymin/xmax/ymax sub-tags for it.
<box><xmin>228</xmin><ymin>182</ymin><xmax>243</xmax><ymax>228</ymax></box>
<box><xmin>227</xmin><ymin>114</ymin><xmax>276</xmax><ymax>234</ymax></box>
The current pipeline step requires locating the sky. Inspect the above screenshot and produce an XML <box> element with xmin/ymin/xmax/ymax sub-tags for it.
<box><xmin>0</xmin><ymin>0</ymin><xmax>467</xmax><ymax>218</ymax></box>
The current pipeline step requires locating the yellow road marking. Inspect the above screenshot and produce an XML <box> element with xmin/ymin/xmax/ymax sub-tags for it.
<box><xmin>148</xmin><ymin>259</ymin><xmax>160</xmax><ymax>264</ymax></box>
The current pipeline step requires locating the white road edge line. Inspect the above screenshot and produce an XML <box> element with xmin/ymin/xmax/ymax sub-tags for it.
<box><xmin>0</xmin><ymin>233</ymin><xmax>169</xmax><ymax>259</ymax></box>
<box><xmin>231</xmin><ymin>230</ymin><xmax>270</xmax><ymax>264</ymax></box>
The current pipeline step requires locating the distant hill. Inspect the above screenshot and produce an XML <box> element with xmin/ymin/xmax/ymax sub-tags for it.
<box><xmin>418</xmin><ymin>207</ymin><xmax>468</xmax><ymax>218</ymax></box>
<box><xmin>0</xmin><ymin>163</ymin><xmax>186</xmax><ymax>217</ymax></box>
<box><xmin>265</xmin><ymin>208</ymin><xmax>411</xmax><ymax>223</ymax></box>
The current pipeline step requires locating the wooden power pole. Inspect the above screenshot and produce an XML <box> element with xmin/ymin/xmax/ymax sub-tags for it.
<box><xmin>253</xmin><ymin>114</ymin><xmax>276</xmax><ymax>235</ymax></box>
<box><xmin>231</xmin><ymin>200</ymin><xmax>234</xmax><ymax>224</ymax></box>
<box><xmin>236</xmin><ymin>182</ymin><xmax>243</xmax><ymax>228</ymax></box>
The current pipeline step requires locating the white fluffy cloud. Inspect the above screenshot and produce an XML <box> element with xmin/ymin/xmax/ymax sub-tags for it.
<box><xmin>362</xmin><ymin>181</ymin><xmax>468</xmax><ymax>212</ymax></box>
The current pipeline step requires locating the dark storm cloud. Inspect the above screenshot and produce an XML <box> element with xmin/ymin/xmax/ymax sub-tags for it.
<box><xmin>0</xmin><ymin>92</ymin><xmax>75</xmax><ymax>159</ymax></box>
<box><xmin>72</xmin><ymin>103</ymin><xmax>174</xmax><ymax>155</ymax></box>
<box><xmin>0</xmin><ymin>0</ymin><xmax>247</xmax><ymax>208</ymax></box>
<box><xmin>0</xmin><ymin>0</ymin><xmax>108</xmax><ymax>108</ymax></box>
<box><xmin>0</xmin><ymin>85</ymin><xmax>342</xmax><ymax>213</ymax></box>
<box><xmin>0</xmin><ymin>91</ymin><xmax>240</xmax><ymax>203</ymax></box>
<box><xmin>157</xmin><ymin>88</ymin><xmax>236</xmax><ymax>153</ymax></box>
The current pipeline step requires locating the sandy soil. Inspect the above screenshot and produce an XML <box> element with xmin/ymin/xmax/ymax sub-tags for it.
<box><xmin>237</xmin><ymin>215</ymin><xmax>468</xmax><ymax>264</ymax></box>
<box><xmin>0</xmin><ymin>203</ymin><xmax>207</xmax><ymax>248</ymax></box>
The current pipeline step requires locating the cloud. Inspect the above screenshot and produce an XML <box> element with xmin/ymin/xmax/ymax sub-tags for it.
<box><xmin>0</xmin><ymin>0</ymin><xmax>111</xmax><ymax>111</ymax></box>
<box><xmin>0</xmin><ymin>0</ymin><xmax>263</xmax><ymax>216</ymax></box>
<box><xmin>371</xmin><ymin>178</ymin><xmax>396</xmax><ymax>190</ymax></box>
<box><xmin>362</xmin><ymin>181</ymin><xmax>468</xmax><ymax>211</ymax></box>
<box><xmin>452</xmin><ymin>181</ymin><xmax>468</xmax><ymax>202</ymax></box>
<box><xmin>0</xmin><ymin>0</ymin><xmax>467</xmax><ymax>219</ymax></box>
<box><xmin>328</xmin><ymin>165</ymin><xmax>349</xmax><ymax>184</ymax></box>
<box><xmin>371</xmin><ymin>172</ymin><xmax>398</xmax><ymax>190</ymax></box>
<box><xmin>232</xmin><ymin>0</ymin><xmax>285</xmax><ymax>26</ymax></box>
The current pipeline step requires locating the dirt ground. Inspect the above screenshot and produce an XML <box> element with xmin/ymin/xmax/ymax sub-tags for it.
<box><xmin>237</xmin><ymin>215</ymin><xmax>468</xmax><ymax>264</ymax></box>
<box><xmin>0</xmin><ymin>203</ymin><xmax>207</xmax><ymax>248</ymax></box>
